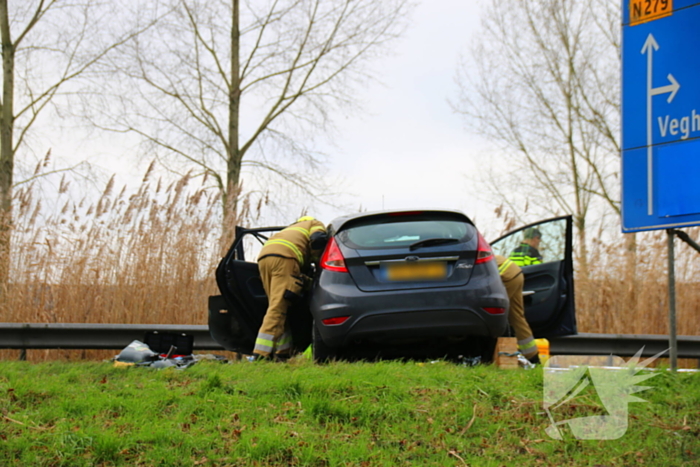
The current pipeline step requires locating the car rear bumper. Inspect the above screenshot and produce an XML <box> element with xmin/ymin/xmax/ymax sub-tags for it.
<box><xmin>310</xmin><ymin>269</ymin><xmax>509</xmax><ymax>348</ymax></box>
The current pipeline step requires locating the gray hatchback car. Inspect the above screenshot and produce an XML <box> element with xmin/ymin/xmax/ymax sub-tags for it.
<box><xmin>209</xmin><ymin>210</ymin><xmax>576</xmax><ymax>361</ymax></box>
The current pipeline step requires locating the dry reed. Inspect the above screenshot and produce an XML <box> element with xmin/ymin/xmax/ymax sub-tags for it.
<box><xmin>3</xmin><ymin>172</ymin><xmax>700</xmax><ymax>361</ymax></box>
<box><xmin>2</xmin><ymin>166</ymin><xmax>223</xmax><ymax>360</ymax></box>
<box><xmin>577</xmin><ymin>227</ymin><xmax>700</xmax><ymax>337</ymax></box>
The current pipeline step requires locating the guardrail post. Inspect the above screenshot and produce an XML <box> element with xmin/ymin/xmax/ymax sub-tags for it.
<box><xmin>19</xmin><ymin>349</ymin><xmax>26</xmax><ymax>361</ymax></box>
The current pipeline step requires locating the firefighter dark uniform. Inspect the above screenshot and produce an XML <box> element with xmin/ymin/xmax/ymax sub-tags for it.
<box><xmin>509</xmin><ymin>227</ymin><xmax>542</xmax><ymax>266</ymax></box>
<box><xmin>254</xmin><ymin>217</ymin><xmax>327</xmax><ymax>358</ymax></box>
<box><xmin>496</xmin><ymin>254</ymin><xmax>539</xmax><ymax>362</ymax></box>
<box><xmin>509</xmin><ymin>243</ymin><xmax>542</xmax><ymax>266</ymax></box>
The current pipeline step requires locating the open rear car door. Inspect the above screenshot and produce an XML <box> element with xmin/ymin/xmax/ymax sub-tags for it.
<box><xmin>490</xmin><ymin>216</ymin><xmax>577</xmax><ymax>338</ymax></box>
<box><xmin>208</xmin><ymin>226</ymin><xmax>313</xmax><ymax>354</ymax></box>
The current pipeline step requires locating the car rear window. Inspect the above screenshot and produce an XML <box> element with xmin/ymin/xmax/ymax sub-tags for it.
<box><xmin>337</xmin><ymin>218</ymin><xmax>475</xmax><ymax>249</ymax></box>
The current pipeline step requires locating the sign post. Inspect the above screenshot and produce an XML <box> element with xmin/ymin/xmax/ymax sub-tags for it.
<box><xmin>622</xmin><ymin>0</ymin><xmax>700</xmax><ymax>371</ymax></box>
<box><xmin>666</xmin><ymin>229</ymin><xmax>677</xmax><ymax>370</ymax></box>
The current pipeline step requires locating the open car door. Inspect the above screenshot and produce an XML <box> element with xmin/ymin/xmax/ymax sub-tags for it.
<box><xmin>208</xmin><ymin>226</ymin><xmax>313</xmax><ymax>354</ymax></box>
<box><xmin>490</xmin><ymin>216</ymin><xmax>577</xmax><ymax>338</ymax></box>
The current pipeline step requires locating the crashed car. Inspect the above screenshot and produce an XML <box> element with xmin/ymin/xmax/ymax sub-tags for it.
<box><xmin>208</xmin><ymin>210</ymin><xmax>576</xmax><ymax>361</ymax></box>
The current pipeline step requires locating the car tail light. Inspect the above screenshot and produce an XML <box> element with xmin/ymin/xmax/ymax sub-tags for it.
<box><xmin>483</xmin><ymin>307</ymin><xmax>505</xmax><ymax>315</ymax></box>
<box><xmin>475</xmin><ymin>231</ymin><xmax>494</xmax><ymax>264</ymax></box>
<box><xmin>320</xmin><ymin>237</ymin><xmax>348</xmax><ymax>272</ymax></box>
<box><xmin>322</xmin><ymin>316</ymin><xmax>350</xmax><ymax>325</ymax></box>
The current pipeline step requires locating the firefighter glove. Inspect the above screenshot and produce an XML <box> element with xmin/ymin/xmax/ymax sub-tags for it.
<box><xmin>293</xmin><ymin>273</ymin><xmax>313</xmax><ymax>290</ymax></box>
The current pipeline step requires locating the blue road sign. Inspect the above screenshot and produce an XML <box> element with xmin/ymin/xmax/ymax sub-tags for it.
<box><xmin>622</xmin><ymin>0</ymin><xmax>700</xmax><ymax>232</ymax></box>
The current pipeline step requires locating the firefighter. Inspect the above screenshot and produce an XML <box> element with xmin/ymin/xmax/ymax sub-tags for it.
<box><xmin>252</xmin><ymin>216</ymin><xmax>328</xmax><ymax>360</ymax></box>
<box><xmin>496</xmin><ymin>254</ymin><xmax>540</xmax><ymax>364</ymax></box>
<box><xmin>509</xmin><ymin>227</ymin><xmax>543</xmax><ymax>266</ymax></box>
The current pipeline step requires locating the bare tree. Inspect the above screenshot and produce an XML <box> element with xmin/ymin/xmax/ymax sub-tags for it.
<box><xmin>84</xmin><ymin>0</ymin><xmax>411</xmax><ymax>244</ymax></box>
<box><xmin>453</xmin><ymin>0</ymin><xmax>621</xmax><ymax>276</ymax></box>
<box><xmin>0</xmin><ymin>0</ymin><xmax>154</xmax><ymax>285</ymax></box>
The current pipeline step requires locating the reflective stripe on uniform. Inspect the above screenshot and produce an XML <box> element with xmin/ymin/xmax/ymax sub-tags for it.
<box><xmin>510</xmin><ymin>254</ymin><xmax>540</xmax><ymax>266</ymax></box>
<box><xmin>498</xmin><ymin>259</ymin><xmax>513</xmax><ymax>275</ymax></box>
<box><xmin>310</xmin><ymin>226</ymin><xmax>325</xmax><ymax>233</ymax></box>
<box><xmin>265</xmin><ymin>239</ymin><xmax>303</xmax><ymax>264</ymax></box>
<box><xmin>254</xmin><ymin>333</ymin><xmax>275</xmax><ymax>354</ymax></box>
<box><xmin>518</xmin><ymin>339</ymin><xmax>538</xmax><ymax>358</ymax></box>
<box><xmin>286</xmin><ymin>226</ymin><xmax>310</xmax><ymax>238</ymax></box>
<box><xmin>276</xmin><ymin>332</ymin><xmax>293</xmax><ymax>352</ymax></box>
<box><xmin>518</xmin><ymin>336</ymin><xmax>537</xmax><ymax>351</ymax></box>
<box><xmin>254</xmin><ymin>341</ymin><xmax>274</xmax><ymax>353</ymax></box>
<box><xmin>254</xmin><ymin>332</ymin><xmax>293</xmax><ymax>354</ymax></box>
<box><xmin>509</xmin><ymin>243</ymin><xmax>542</xmax><ymax>266</ymax></box>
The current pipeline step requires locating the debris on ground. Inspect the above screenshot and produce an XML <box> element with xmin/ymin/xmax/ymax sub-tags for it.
<box><xmin>457</xmin><ymin>355</ymin><xmax>482</xmax><ymax>367</ymax></box>
<box><xmin>517</xmin><ymin>353</ymin><xmax>536</xmax><ymax>370</ymax></box>
<box><xmin>113</xmin><ymin>339</ymin><xmax>227</xmax><ymax>369</ymax></box>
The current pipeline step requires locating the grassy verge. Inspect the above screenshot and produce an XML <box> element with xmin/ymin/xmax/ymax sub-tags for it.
<box><xmin>1</xmin><ymin>359</ymin><xmax>698</xmax><ymax>466</ymax></box>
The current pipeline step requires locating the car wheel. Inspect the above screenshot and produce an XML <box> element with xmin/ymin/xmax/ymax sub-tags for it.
<box><xmin>480</xmin><ymin>336</ymin><xmax>498</xmax><ymax>364</ymax></box>
<box><xmin>312</xmin><ymin>320</ymin><xmax>336</xmax><ymax>363</ymax></box>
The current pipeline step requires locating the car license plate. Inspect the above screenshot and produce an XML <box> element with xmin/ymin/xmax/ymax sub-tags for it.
<box><xmin>384</xmin><ymin>262</ymin><xmax>447</xmax><ymax>281</ymax></box>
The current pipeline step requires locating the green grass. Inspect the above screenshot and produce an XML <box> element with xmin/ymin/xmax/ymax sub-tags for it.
<box><xmin>0</xmin><ymin>359</ymin><xmax>698</xmax><ymax>466</ymax></box>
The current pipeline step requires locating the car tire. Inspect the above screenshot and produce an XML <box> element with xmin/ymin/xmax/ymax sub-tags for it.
<box><xmin>312</xmin><ymin>320</ymin><xmax>336</xmax><ymax>363</ymax></box>
<box><xmin>480</xmin><ymin>336</ymin><xmax>498</xmax><ymax>364</ymax></box>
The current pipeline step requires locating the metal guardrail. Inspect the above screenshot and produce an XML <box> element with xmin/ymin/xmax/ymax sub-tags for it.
<box><xmin>2</xmin><ymin>324</ymin><xmax>700</xmax><ymax>360</ymax></box>
<box><xmin>0</xmin><ymin>323</ymin><xmax>223</xmax><ymax>351</ymax></box>
<box><xmin>549</xmin><ymin>332</ymin><xmax>700</xmax><ymax>359</ymax></box>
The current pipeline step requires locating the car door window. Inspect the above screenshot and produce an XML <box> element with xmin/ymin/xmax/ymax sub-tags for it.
<box><xmin>239</xmin><ymin>235</ymin><xmax>266</xmax><ymax>262</ymax></box>
<box><xmin>230</xmin><ymin>227</ymin><xmax>285</xmax><ymax>262</ymax></box>
<box><xmin>490</xmin><ymin>218</ymin><xmax>567</xmax><ymax>264</ymax></box>
<box><xmin>490</xmin><ymin>216</ymin><xmax>576</xmax><ymax>337</ymax></box>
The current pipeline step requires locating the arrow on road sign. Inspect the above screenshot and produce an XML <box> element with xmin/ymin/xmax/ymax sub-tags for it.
<box><xmin>651</xmin><ymin>74</ymin><xmax>680</xmax><ymax>102</ymax></box>
<box><xmin>641</xmin><ymin>33</ymin><xmax>681</xmax><ymax>215</ymax></box>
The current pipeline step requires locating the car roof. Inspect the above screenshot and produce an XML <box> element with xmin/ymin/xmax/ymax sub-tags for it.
<box><xmin>328</xmin><ymin>209</ymin><xmax>474</xmax><ymax>232</ymax></box>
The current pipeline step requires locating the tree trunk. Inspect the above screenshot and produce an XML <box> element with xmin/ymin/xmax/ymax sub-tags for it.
<box><xmin>575</xmin><ymin>214</ymin><xmax>589</xmax><ymax>282</ymax></box>
<box><xmin>223</xmin><ymin>0</ymin><xmax>241</xmax><ymax>251</ymax></box>
<box><xmin>0</xmin><ymin>0</ymin><xmax>14</xmax><ymax>286</ymax></box>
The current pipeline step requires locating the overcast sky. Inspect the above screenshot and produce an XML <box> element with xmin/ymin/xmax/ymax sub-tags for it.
<box><xmin>308</xmin><ymin>1</ymin><xmax>493</xmax><ymax>229</ymax></box>
<box><xmin>53</xmin><ymin>1</ymin><xmax>495</xmax><ymax>232</ymax></box>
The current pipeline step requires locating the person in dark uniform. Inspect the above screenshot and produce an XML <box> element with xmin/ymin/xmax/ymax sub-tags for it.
<box><xmin>509</xmin><ymin>227</ymin><xmax>543</xmax><ymax>266</ymax></box>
